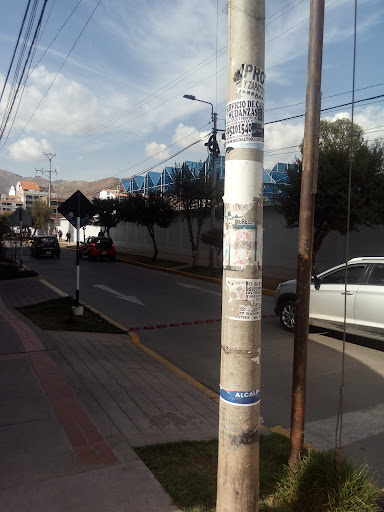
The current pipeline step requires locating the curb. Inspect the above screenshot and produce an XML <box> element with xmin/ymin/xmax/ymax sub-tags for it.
<box><xmin>61</xmin><ymin>247</ymin><xmax>276</xmax><ymax>296</ymax></box>
<box><xmin>34</xmin><ymin>271</ymin><xmax>280</xmax><ymax>437</ymax></box>
<box><xmin>116</xmin><ymin>256</ymin><xmax>276</xmax><ymax>296</ymax></box>
<box><xmin>129</xmin><ymin>330</ymin><xmax>219</xmax><ymax>403</ymax></box>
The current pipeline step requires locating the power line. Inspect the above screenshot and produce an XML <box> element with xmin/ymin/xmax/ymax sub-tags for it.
<box><xmin>74</xmin><ymin>0</ymin><xmax>329</xmax><ymax>145</ymax></box>
<box><xmin>265</xmin><ymin>94</ymin><xmax>384</xmax><ymax>125</ymax></box>
<box><xmin>114</xmin><ymin>137</ymin><xmax>207</xmax><ymax>179</ymax></box>
<box><xmin>0</xmin><ymin>0</ymin><xmax>102</xmax><ymax>162</ymax></box>
<box><xmin>112</xmin><ymin>123</ymin><xmax>211</xmax><ymax>178</ymax></box>
<box><xmin>0</xmin><ymin>0</ymin><xmax>48</xmax><ymax>145</ymax></box>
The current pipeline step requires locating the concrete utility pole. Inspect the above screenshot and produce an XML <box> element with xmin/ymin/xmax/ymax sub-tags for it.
<box><xmin>217</xmin><ymin>1</ymin><xmax>265</xmax><ymax>511</ymax></box>
<box><xmin>36</xmin><ymin>153</ymin><xmax>56</xmax><ymax>233</ymax></box>
<box><xmin>289</xmin><ymin>0</ymin><xmax>324</xmax><ymax>468</ymax></box>
<box><xmin>183</xmin><ymin>94</ymin><xmax>219</xmax><ymax>269</ymax></box>
<box><xmin>209</xmin><ymin>111</ymin><xmax>218</xmax><ymax>269</ymax></box>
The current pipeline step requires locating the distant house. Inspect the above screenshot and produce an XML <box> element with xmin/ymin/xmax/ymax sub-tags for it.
<box><xmin>99</xmin><ymin>188</ymin><xmax>127</xmax><ymax>200</ymax></box>
<box><xmin>0</xmin><ymin>194</ymin><xmax>23</xmax><ymax>213</ymax></box>
<box><xmin>9</xmin><ymin>181</ymin><xmax>46</xmax><ymax>208</ymax></box>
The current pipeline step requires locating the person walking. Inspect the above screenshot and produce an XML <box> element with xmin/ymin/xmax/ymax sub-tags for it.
<box><xmin>58</xmin><ymin>230</ymin><xmax>63</xmax><ymax>242</ymax></box>
<box><xmin>66</xmin><ymin>231</ymin><xmax>71</xmax><ymax>243</ymax></box>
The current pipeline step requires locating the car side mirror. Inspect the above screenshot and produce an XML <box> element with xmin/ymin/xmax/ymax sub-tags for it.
<box><xmin>313</xmin><ymin>276</ymin><xmax>322</xmax><ymax>290</ymax></box>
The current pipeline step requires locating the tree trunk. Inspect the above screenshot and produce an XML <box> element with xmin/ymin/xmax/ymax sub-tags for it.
<box><xmin>147</xmin><ymin>224</ymin><xmax>158</xmax><ymax>262</ymax></box>
<box><xmin>186</xmin><ymin>215</ymin><xmax>199</xmax><ymax>268</ymax></box>
<box><xmin>312</xmin><ymin>229</ymin><xmax>329</xmax><ymax>276</ymax></box>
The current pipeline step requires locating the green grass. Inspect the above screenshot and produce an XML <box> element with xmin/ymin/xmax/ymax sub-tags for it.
<box><xmin>119</xmin><ymin>253</ymin><xmax>185</xmax><ymax>268</ymax></box>
<box><xmin>135</xmin><ymin>433</ymin><xmax>292</xmax><ymax>512</ymax></box>
<box><xmin>16</xmin><ymin>296</ymin><xmax>127</xmax><ymax>333</ymax></box>
<box><xmin>134</xmin><ymin>435</ymin><xmax>381</xmax><ymax>512</ymax></box>
<box><xmin>0</xmin><ymin>262</ymin><xmax>38</xmax><ymax>280</ymax></box>
<box><xmin>272</xmin><ymin>450</ymin><xmax>380</xmax><ymax>512</ymax></box>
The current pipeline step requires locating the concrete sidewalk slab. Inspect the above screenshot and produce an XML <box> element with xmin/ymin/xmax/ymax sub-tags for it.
<box><xmin>0</xmin><ymin>461</ymin><xmax>181</xmax><ymax>512</ymax></box>
<box><xmin>47</xmin><ymin>331</ymin><xmax>219</xmax><ymax>448</ymax></box>
<box><xmin>0</xmin><ymin>276</ymin><xmax>221</xmax><ymax>511</ymax></box>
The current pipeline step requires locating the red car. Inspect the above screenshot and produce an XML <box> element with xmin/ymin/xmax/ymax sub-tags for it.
<box><xmin>79</xmin><ymin>236</ymin><xmax>116</xmax><ymax>261</ymax></box>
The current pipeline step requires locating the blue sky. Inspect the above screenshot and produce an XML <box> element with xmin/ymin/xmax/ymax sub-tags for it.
<box><xmin>0</xmin><ymin>0</ymin><xmax>383</xmax><ymax>182</ymax></box>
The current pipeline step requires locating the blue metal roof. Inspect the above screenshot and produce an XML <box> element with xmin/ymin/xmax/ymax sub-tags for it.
<box><xmin>120</xmin><ymin>156</ymin><xmax>291</xmax><ymax>202</ymax></box>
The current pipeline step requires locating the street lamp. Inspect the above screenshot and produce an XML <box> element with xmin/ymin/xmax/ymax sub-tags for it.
<box><xmin>183</xmin><ymin>94</ymin><xmax>218</xmax><ymax>270</ymax></box>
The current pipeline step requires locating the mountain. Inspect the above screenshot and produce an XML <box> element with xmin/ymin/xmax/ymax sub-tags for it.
<box><xmin>0</xmin><ymin>169</ymin><xmax>23</xmax><ymax>195</ymax></box>
<box><xmin>0</xmin><ymin>168</ymin><xmax>120</xmax><ymax>200</ymax></box>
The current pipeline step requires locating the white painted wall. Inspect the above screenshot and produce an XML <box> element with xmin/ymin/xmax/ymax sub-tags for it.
<box><xmin>56</xmin><ymin>208</ymin><xmax>384</xmax><ymax>278</ymax></box>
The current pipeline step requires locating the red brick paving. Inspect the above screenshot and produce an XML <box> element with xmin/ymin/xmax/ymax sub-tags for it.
<box><xmin>0</xmin><ymin>295</ymin><xmax>118</xmax><ymax>467</ymax></box>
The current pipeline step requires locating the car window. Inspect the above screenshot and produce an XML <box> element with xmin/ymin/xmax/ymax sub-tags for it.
<box><xmin>367</xmin><ymin>264</ymin><xmax>384</xmax><ymax>286</ymax></box>
<box><xmin>321</xmin><ymin>265</ymin><xmax>366</xmax><ymax>285</ymax></box>
<box><xmin>39</xmin><ymin>237</ymin><xmax>56</xmax><ymax>243</ymax></box>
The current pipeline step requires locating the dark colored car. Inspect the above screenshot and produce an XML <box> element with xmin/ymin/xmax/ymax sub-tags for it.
<box><xmin>79</xmin><ymin>236</ymin><xmax>116</xmax><ymax>261</ymax></box>
<box><xmin>31</xmin><ymin>235</ymin><xmax>60</xmax><ymax>258</ymax></box>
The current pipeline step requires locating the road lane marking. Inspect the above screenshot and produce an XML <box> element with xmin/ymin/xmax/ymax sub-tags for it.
<box><xmin>93</xmin><ymin>284</ymin><xmax>144</xmax><ymax>305</ymax></box>
<box><xmin>177</xmin><ymin>282</ymin><xmax>221</xmax><ymax>295</ymax></box>
<box><xmin>305</xmin><ymin>402</ymin><xmax>384</xmax><ymax>449</ymax></box>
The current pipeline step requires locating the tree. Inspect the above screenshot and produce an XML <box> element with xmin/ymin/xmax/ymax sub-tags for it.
<box><xmin>0</xmin><ymin>212</ymin><xmax>10</xmax><ymax>245</ymax></box>
<box><xmin>201</xmin><ymin>226</ymin><xmax>223</xmax><ymax>269</ymax></box>
<box><xmin>91</xmin><ymin>198</ymin><xmax>121</xmax><ymax>236</ymax></box>
<box><xmin>169</xmin><ymin>163</ymin><xmax>215</xmax><ymax>268</ymax></box>
<box><xmin>29</xmin><ymin>201</ymin><xmax>52</xmax><ymax>234</ymax></box>
<box><xmin>120</xmin><ymin>191</ymin><xmax>176</xmax><ymax>262</ymax></box>
<box><xmin>275</xmin><ymin>119</ymin><xmax>384</xmax><ymax>275</ymax></box>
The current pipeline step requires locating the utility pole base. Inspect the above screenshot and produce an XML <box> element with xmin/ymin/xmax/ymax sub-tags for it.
<box><xmin>71</xmin><ymin>305</ymin><xmax>84</xmax><ymax>316</ymax></box>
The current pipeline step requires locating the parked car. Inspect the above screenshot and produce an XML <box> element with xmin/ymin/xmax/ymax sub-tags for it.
<box><xmin>79</xmin><ymin>236</ymin><xmax>116</xmax><ymax>261</ymax></box>
<box><xmin>274</xmin><ymin>257</ymin><xmax>384</xmax><ymax>342</ymax></box>
<box><xmin>30</xmin><ymin>235</ymin><xmax>60</xmax><ymax>258</ymax></box>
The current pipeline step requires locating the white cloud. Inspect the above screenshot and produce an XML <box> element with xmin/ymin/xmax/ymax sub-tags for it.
<box><xmin>145</xmin><ymin>142</ymin><xmax>170</xmax><ymax>159</ymax></box>
<box><xmin>8</xmin><ymin>65</ymin><xmax>119</xmax><ymax>137</ymax></box>
<box><xmin>172</xmin><ymin>123</ymin><xmax>211</xmax><ymax>151</ymax></box>
<box><xmin>8</xmin><ymin>137</ymin><xmax>54</xmax><ymax>162</ymax></box>
<box><xmin>264</xmin><ymin>122</ymin><xmax>304</xmax><ymax>168</ymax></box>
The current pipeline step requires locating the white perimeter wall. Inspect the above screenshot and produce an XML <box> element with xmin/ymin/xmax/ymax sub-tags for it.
<box><xmin>57</xmin><ymin>207</ymin><xmax>384</xmax><ymax>278</ymax></box>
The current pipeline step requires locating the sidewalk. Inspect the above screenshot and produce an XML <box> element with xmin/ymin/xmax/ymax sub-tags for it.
<box><xmin>0</xmin><ymin>277</ymin><xmax>219</xmax><ymax>511</ymax></box>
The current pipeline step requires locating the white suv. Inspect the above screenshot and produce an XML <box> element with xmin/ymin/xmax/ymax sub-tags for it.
<box><xmin>274</xmin><ymin>257</ymin><xmax>384</xmax><ymax>341</ymax></box>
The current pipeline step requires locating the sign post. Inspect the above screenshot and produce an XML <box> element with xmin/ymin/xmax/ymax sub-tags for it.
<box><xmin>58</xmin><ymin>190</ymin><xmax>96</xmax><ymax>315</ymax></box>
<box><xmin>10</xmin><ymin>207</ymin><xmax>32</xmax><ymax>268</ymax></box>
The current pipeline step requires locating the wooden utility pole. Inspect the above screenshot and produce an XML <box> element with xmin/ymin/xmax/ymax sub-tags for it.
<box><xmin>216</xmin><ymin>1</ymin><xmax>265</xmax><ymax>510</ymax></box>
<box><xmin>289</xmin><ymin>0</ymin><xmax>325</xmax><ymax>468</ymax></box>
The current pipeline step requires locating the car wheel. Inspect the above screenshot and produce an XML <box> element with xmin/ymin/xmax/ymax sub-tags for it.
<box><xmin>279</xmin><ymin>300</ymin><xmax>296</xmax><ymax>332</ymax></box>
<box><xmin>87</xmin><ymin>251</ymin><xmax>93</xmax><ymax>260</ymax></box>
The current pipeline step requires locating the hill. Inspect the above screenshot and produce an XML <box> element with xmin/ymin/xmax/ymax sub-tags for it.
<box><xmin>0</xmin><ymin>169</ymin><xmax>120</xmax><ymax>200</ymax></box>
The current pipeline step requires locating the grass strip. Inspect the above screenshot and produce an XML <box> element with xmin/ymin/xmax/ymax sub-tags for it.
<box><xmin>134</xmin><ymin>433</ymin><xmax>292</xmax><ymax>512</ymax></box>
<box><xmin>16</xmin><ymin>296</ymin><xmax>126</xmax><ymax>334</ymax></box>
<box><xmin>119</xmin><ymin>253</ymin><xmax>185</xmax><ymax>268</ymax></box>
<box><xmin>0</xmin><ymin>263</ymin><xmax>38</xmax><ymax>280</ymax></box>
<box><xmin>134</xmin><ymin>434</ymin><xmax>381</xmax><ymax>512</ymax></box>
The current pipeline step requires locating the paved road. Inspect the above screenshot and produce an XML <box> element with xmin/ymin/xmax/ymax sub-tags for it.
<box><xmin>21</xmin><ymin>246</ymin><xmax>384</xmax><ymax>487</ymax></box>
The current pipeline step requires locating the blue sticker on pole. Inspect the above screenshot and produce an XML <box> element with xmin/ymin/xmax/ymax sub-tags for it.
<box><xmin>220</xmin><ymin>387</ymin><xmax>260</xmax><ymax>406</ymax></box>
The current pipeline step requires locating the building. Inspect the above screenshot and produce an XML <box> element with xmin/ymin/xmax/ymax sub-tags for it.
<box><xmin>0</xmin><ymin>194</ymin><xmax>23</xmax><ymax>213</ymax></box>
<box><xmin>99</xmin><ymin>188</ymin><xmax>128</xmax><ymax>200</ymax></box>
<box><xmin>120</xmin><ymin>155</ymin><xmax>292</xmax><ymax>202</ymax></box>
<box><xmin>9</xmin><ymin>181</ymin><xmax>46</xmax><ymax>208</ymax></box>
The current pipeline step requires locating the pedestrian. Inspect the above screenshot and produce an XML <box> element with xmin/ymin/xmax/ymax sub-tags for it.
<box><xmin>58</xmin><ymin>230</ymin><xmax>63</xmax><ymax>242</ymax></box>
<box><xmin>52</xmin><ymin>228</ymin><xmax>57</xmax><ymax>236</ymax></box>
<box><xmin>66</xmin><ymin>231</ymin><xmax>71</xmax><ymax>243</ymax></box>
<box><xmin>98</xmin><ymin>230</ymin><xmax>105</xmax><ymax>237</ymax></box>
